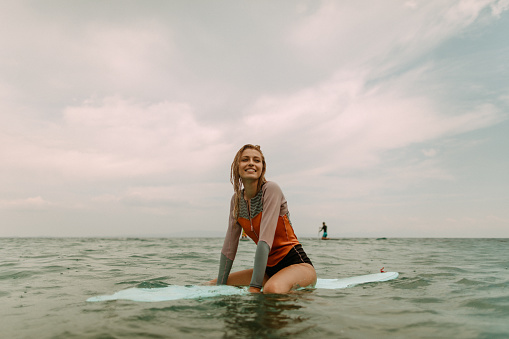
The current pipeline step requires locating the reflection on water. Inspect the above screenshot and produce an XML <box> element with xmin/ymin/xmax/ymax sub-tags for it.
<box><xmin>216</xmin><ymin>292</ymin><xmax>314</xmax><ymax>338</ymax></box>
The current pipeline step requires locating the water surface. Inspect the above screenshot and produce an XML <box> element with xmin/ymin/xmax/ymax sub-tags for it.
<box><xmin>1</xmin><ymin>237</ymin><xmax>508</xmax><ymax>338</ymax></box>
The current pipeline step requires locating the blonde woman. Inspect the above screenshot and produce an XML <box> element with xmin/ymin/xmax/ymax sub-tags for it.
<box><xmin>210</xmin><ymin>144</ymin><xmax>316</xmax><ymax>293</ymax></box>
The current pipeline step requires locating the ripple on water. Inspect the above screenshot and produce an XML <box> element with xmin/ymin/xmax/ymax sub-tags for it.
<box><xmin>136</xmin><ymin>280</ymin><xmax>171</xmax><ymax>289</ymax></box>
<box><xmin>462</xmin><ymin>296</ymin><xmax>509</xmax><ymax>316</ymax></box>
<box><xmin>434</xmin><ymin>266</ymin><xmax>469</xmax><ymax>273</ymax></box>
<box><xmin>455</xmin><ymin>278</ymin><xmax>486</xmax><ymax>286</ymax></box>
<box><xmin>1</xmin><ymin>270</ymin><xmax>41</xmax><ymax>280</ymax></box>
<box><xmin>393</xmin><ymin>277</ymin><xmax>431</xmax><ymax>289</ymax></box>
<box><xmin>419</xmin><ymin>272</ymin><xmax>456</xmax><ymax>278</ymax></box>
<box><xmin>410</xmin><ymin>297</ymin><xmax>444</xmax><ymax>304</ymax></box>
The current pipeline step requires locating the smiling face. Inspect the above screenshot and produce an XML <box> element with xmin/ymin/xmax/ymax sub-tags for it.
<box><xmin>238</xmin><ymin>148</ymin><xmax>264</xmax><ymax>183</ymax></box>
<box><xmin>230</xmin><ymin>144</ymin><xmax>267</xmax><ymax>217</ymax></box>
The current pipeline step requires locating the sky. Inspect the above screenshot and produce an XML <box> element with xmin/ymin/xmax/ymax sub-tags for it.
<box><xmin>1</xmin><ymin>0</ymin><xmax>508</xmax><ymax>238</ymax></box>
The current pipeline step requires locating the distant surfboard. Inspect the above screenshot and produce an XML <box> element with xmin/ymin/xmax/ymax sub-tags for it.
<box><xmin>87</xmin><ymin>272</ymin><xmax>398</xmax><ymax>302</ymax></box>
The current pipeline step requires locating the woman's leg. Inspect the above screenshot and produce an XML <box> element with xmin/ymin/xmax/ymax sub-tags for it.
<box><xmin>262</xmin><ymin>263</ymin><xmax>316</xmax><ymax>294</ymax></box>
<box><xmin>207</xmin><ymin>269</ymin><xmax>269</xmax><ymax>286</ymax></box>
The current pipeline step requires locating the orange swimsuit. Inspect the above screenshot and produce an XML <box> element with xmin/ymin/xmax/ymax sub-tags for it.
<box><xmin>217</xmin><ymin>181</ymin><xmax>302</xmax><ymax>288</ymax></box>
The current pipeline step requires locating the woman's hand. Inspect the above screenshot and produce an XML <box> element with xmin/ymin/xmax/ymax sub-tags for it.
<box><xmin>248</xmin><ymin>286</ymin><xmax>262</xmax><ymax>293</ymax></box>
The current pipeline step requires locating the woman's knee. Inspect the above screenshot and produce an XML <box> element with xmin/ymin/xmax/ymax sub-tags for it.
<box><xmin>262</xmin><ymin>280</ymin><xmax>290</xmax><ymax>294</ymax></box>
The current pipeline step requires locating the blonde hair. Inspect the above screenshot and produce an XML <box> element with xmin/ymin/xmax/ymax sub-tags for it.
<box><xmin>230</xmin><ymin>144</ymin><xmax>267</xmax><ymax>218</ymax></box>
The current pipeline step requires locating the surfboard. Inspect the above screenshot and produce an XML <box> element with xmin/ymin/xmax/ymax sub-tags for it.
<box><xmin>314</xmin><ymin>271</ymin><xmax>398</xmax><ymax>289</ymax></box>
<box><xmin>87</xmin><ymin>272</ymin><xmax>398</xmax><ymax>302</ymax></box>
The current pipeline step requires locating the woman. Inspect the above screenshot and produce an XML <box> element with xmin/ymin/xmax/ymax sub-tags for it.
<box><xmin>211</xmin><ymin>144</ymin><xmax>316</xmax><ymax>293</ymax></box>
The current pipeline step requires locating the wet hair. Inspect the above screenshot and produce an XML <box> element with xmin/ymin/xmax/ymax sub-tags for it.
<box><xmin>230</xmin><ymin>144</ymin><xmax>267</xmax><ymax>218</ymax></box>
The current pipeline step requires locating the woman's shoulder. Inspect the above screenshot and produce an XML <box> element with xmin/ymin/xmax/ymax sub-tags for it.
<box><xmin>262</xmin><ymin>181</ymin><xmax>283</xmax><ymax>194</ymax></box>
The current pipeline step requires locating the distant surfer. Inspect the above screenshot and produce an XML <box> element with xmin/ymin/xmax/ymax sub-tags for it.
<box><xmin>209</xmin><ymin>144</ymin><xmax>316</xmax><ymax>293</ymax></box>
<box><xmin>319</xmin><ymin>222</ymin><xmax>329</xmax><ymax>240</ymax></box>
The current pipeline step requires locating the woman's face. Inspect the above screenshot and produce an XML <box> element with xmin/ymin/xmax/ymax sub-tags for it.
<box><xmin>238</xmin><ymin>148</ymin><xmax>263</xmax><ymax>182</ymax></box>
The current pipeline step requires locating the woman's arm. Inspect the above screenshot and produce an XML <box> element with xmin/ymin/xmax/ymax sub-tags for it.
<box><xmin>249</xmin><ymin>240</ymin><xmax>270</xmax><ymax>289</ymax></box>
<box><xmin>217</xmin><ymin>195</ymin><xmax>241</xmax><ymax>285</ymax></box>
<box><xmin>249</xmin><ymin>182</ymin><xmax>283</xmax><ymax>289</ymax></box>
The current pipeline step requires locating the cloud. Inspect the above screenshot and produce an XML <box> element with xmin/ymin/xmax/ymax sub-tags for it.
<box><xmin>0</xmin><ymin>2</ymin><xmax>179</xmax><ymax>111</ymax></box>
<box><xmin>1</xmin><ymin>96</ymin><xmax>231</xmax><ymax>181</ymax></box>
<box><xmin>0</xmin><ymin>196</ymin><xmax>54</xmax><ymax>210</ymax></box>
<box><xmin>422</xmin><ymin>149</ymin><xmax>438</xmax><ymax>157</ymax></box>
<box><xmin>491</xmin><ymin>0</ymin><xmax>509</xmax><ymax>17</ymax></box>
<box><xmin>92</xmin><ymin>181</ymin><xmax>232</xmax><ymax>214</ymax></box>
<box><xmin>238</xmin><ymin>65</ymin><xmax>504</xmax><ymax>175</ymax></box>
<box><xmin>287</xmin><ymin>0</ymin><xmax>506</xmax><ymax>74</ymax></box>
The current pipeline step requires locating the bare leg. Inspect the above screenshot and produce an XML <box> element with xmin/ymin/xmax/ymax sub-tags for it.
<box><xmin>207</xmin><ymin>269</ymin><xmax>269</xmax><ymax>286</ymax></box>
<box><xmin>262</xmin><ymin>263</ymin><xmax>316</xmax><ymax>294</ymax></box>
<box><xmin>207</xmin><ymin>264</ymin><xmax>315</xmax><ymax>293</ymax></box>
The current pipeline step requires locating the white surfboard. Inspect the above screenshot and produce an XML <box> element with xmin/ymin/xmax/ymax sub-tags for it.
<box><xmin>87</xmin><ymin>272</ymin><xmax>398</xmax><ymax>302</ymax></box>
<box><xmin>314</xmin><ymin>271</ymin><xmax>399</xmax><ymax>289</ymax></box>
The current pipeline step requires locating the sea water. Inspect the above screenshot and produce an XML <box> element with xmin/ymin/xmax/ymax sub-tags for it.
<box><xmin>1</xmin><ymin>237</ymin><xmax>508</xmax><ymax>338</ymax></box>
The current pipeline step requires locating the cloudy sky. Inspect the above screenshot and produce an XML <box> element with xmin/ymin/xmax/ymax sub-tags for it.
<box><xmin>1</xmin><ymin>0</ymin><xmax>508</xmax><ymax>238</ymax></box>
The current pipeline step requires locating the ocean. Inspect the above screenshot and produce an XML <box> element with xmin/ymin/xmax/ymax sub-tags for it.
<box><xmin>1</xmin><ymin>237</ymin><xmax>508</xmax><ymax>338</ymax></box>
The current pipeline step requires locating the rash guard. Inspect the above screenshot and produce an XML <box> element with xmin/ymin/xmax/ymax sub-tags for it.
<box><xmin>216</xmin><ymin>181</ymin><xmax>300</xmax><ymax>289</ymax></box>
